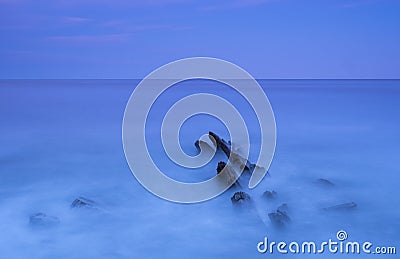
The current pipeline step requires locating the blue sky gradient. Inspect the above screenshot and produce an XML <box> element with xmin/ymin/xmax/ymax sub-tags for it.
<box><xmin>0</xmin><ymin>0</ymin><xmax>399</xmax><ymax>79</ymax></box>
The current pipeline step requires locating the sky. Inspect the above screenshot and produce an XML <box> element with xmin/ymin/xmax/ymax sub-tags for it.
<box><xmin>0</xmin><ymin>0</ymin><xmax>399</xmax><ymax>79</ymax></box>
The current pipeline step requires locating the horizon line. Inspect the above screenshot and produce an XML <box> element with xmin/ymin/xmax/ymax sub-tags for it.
<box><xmin>1</xmin><ymin>78</ymin><xmax>399</xmax><ymax>81</ymax></box>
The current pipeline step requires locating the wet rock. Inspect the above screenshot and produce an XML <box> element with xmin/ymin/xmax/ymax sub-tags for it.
<box><xmin>323</xmin><ymin>202</ymin><xmax>357</xmax><ymax>211</ymax></box>
<box><xmin>71</xmin><ymin>196</ymin><xmax>97</xmax><ymax>210</ymax></box>
<box><xmin>216</xmin><ymin>161</ymin><xmax>226</xmax><ymax>174</ymax></box>
<box><xmin>29</xmin><ymin>213</ymin><xmax>60</xmax><ymax>228</ymax></box>
<box><xmin>315</xmin><ymin>178</ymin><xmax>335</xmax><ymax>187</ymax></box>
<box><xmin>194</xmin><ymin>140</ymin><xmax>201</xmax><ymax>153</ymax></box>
<box><xmin>208</xmin><ymin>131</ymin><xmax>263</xmax><ymax>174</ymax></box>
<box><xmin>231</xmin><ymin>191</ymin><xmax>251</xmax><ymax>205</ymax></box>
<box><xmin>209</xmin><ymin>131</ymin><xmax>231</xmax><ymax>157</ymax></box>
<box><xmin>277</xmin><ymin>203</ymin><xmax>289</xmax><ymax>214</ymax></box>
<box><xmin>263</xmin><ymin>190</ymin><xmax>277</xmax><ymax>199</ymax></box>
<box><xmin>269</xmin><ymin>203</ymin><xmax>291</xmax><ymax>227</ymax></box>
<box><xmin>268</xmin><ymin>211</ymin><xmax>291</xmax><ymax>228</ymax></box>
<box><xmin>217</xmin><ymin>161</ymin><xmax>242</xmax><ymax>188</ymax></box>
<box><xmin>194</xmin><ymin>138</ymin><xmax>219</xmax><ymax>158</ymax></box>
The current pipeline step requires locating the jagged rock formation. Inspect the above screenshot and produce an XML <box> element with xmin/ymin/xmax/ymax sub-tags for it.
<box><xmin>216</xmin><ymin>161</ymin><xmax>241</xmax><ymax>188</ymax></box>
<box><xmin>208</xmin><ymin>131</ymin><xmax>260</xmax><ymax>173</ymax></box>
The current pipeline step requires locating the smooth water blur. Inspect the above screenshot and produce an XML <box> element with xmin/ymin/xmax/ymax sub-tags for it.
<box><xmin>0</xmin><ymin>79</ymin><xmax>399</xmax><ymax>258</ymax></box>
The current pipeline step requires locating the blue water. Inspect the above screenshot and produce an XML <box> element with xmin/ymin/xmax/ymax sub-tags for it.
<box><xmin>0</xmin><ymin>79</ymin><xmax>399</xmax><ymax>258</ymax></box>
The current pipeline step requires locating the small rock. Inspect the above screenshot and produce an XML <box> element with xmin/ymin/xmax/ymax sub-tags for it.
<box><xmin>263</xmin><ymin>190</ymin><xmax>277</xmax><ymax>199</ymax></box>
<box><xmin>323</xmin><ymin>202</ymin><xmax>357</xmax><ymax>211</ymax></box>
<box><xmin>269</xmin><ymin>203</ymin><xmax>291</xmax><ymax>227</ymax></box>
<box><xmin>315</xmin><ymin>178</ymin><xmax>335</xmax><ymax>187</ymax></box>
<box><xmin>268</xmin><ymin>210</ymin><xmax>291</xmax><ymax>228</ymax></box>
<box><xmin>277</xmin><ymin>203</ymin><xmax>289</xmax><ymax>214</ymax></box>
<box><xmin>231</xmin><ymin>191</ymin><xmax>250</xmax><ymax>205</ymax></box>
<box><xmin>71</xmin><ymin>196</ymin><xmax>97</xmax><ymax>209</ymax></box>
<box><xmin>29</xmin><ymin>213</ymin><xmax>60</xmax><ymax>228</ymax></box>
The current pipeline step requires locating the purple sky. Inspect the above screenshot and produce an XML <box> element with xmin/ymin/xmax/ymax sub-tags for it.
<box><xmin>1</xmin><ymin>0</ymin><xmax>399</xmax><ymax>79</ymax></box>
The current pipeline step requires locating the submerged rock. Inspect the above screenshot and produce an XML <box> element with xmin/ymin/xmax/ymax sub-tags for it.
<box><xmin>71</xmin><ymin>196</ymin><xmax>97</xmax><ymax>210</ymax></box>
<box><xmin>269</xmin><ymin>203</ymin><xmax>291</xmax><ymax>227</ymax></box>
<box><xmin>263</xmin><ymin>190</ymin><xmax>277</xmax><ymax>199</ymax></box>
<box><xmin>277</xmin><ymin>203</ymin><xmax>289</xmax><ymax>214</ymax></box>
<box><xmin>323</xmin><ymin>202</ymin><xmax>357</xmax><ymax>211</ymax></box>
<box><xmin>29</xmin><ymin>213</ymin><xmax>60</xmax><ymax>228</ymax></box>
<box><xmin>268</xmin><ymin>211</ymin><xmax>291</xmax><ymax>228</ymax></box>
<box><xmin>231</xmin><ymin>191</ymin><xmax>251</xmax><ymax>205</ymax></box>
<box><xmin>315</xmin><ymin>178</ymin><xmax>335</xmax><ymax>187</ymax></box>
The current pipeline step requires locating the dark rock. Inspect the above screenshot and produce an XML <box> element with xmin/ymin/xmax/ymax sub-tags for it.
<box><xmin>208</xmin><ymin>131</ymin><xmax>258</xmax><ymax>173</ymax></box>
<box><xmin>194</xmin><ymin>140</ymin><xmax>201</xmax><ymax>153</ymax></box>
<box><xmin>315</xmin><ymin>178</ymin><xmax>335</xmax><ymax>187</ymax></box>
<box><xmin>323</xmin><ymin>202</ymin><xmax>357</xmax><ymax>211</ymax></box>
<box><xmin>269</xmin><ymin>211</ymin><xmax>291</xmax><ymax>227</ymax></box>
<box><xmin>71</xmin><ymin>196</ymin><xmax>97</xmax><ymax>209</ymax></box>
<box><xmin>29</xmin><ymin>213</ymin><xmax>60</xmax><ymax>228</ymax></box>
<box><xmin>269</xmin><ymin>204</ymin><xmax>291</xmax><ymax>227</ymax></box>
<box><xmin>209</xmin><ymin>131</ymin><xmax>231</xmax><ymax>157</ymax></box>
<box><xmin>216</xmin><ymin>161</ymin><xmax>241</xmax><ymax>188</ymax></box>
<box><xmin>277</xmin><ymin>203</ymin><xmax>289</xmax><ymax>214</ymax></box>
<box><xmin>216</xmin><ymin>161</ymin><xmax>226</xmax><ymax>174</ymax></box>
<box><xmin>231</xmin><ymin>191</ymin><xmax>251</xmax><ymax>205</ymax></box>
<box><xmin>263</xmin><ymin>190</ymin><xmax>277</xmax><ymax>199</ymax></box>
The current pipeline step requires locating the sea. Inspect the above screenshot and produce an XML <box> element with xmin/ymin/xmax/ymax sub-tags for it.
<box><xmin>0</xmin><ymin>79</ymin><xmax>399</xmax><ymax>258</ymax></box>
